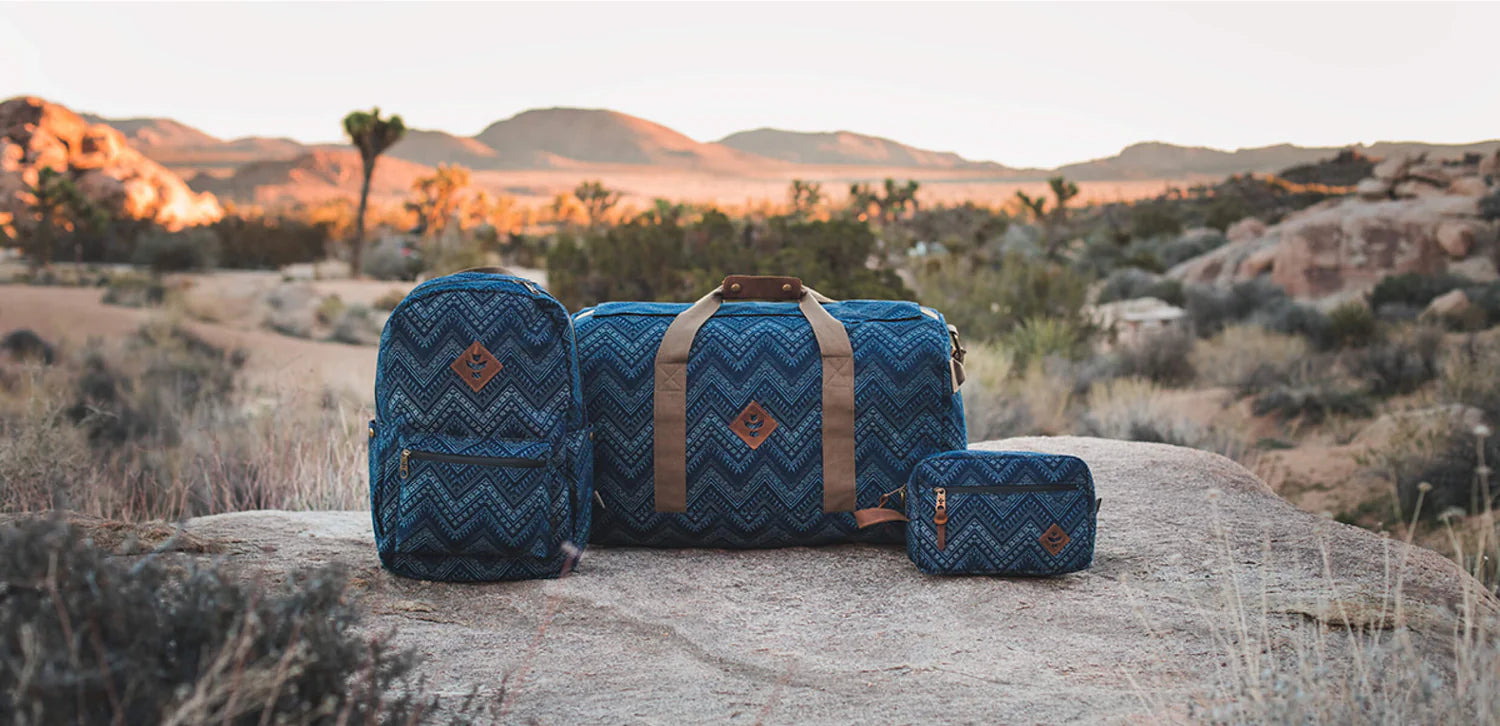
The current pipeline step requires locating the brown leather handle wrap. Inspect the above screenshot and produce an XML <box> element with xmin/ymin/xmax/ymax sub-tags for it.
<box><xmin>721</xmin><ymin>275</ymin><xmax>802</xmax><ymax>301</ymax></box>
<box><xmin>653</xmin><ymin>279</ymin><xmax>856</xmax><ymax>513</ymax></box>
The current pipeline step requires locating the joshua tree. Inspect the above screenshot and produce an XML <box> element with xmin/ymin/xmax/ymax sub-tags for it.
<box><xmin>343</xmin><ymin>107</ymin><xmax>406</xmax><ymax>277</ymax></box>
<box><xmin>1013</xmin><ymin>190</ymin><xmax>1048</xmax><ymax>222</ymax></box>
<box><xmin>19</xmin><ymin>167</ymin><xmax>106</xmax><ymax>269</ymax></box>
<box><xmin>573</xmin><ymin>180</ymin><xmax>621</xmax><ymax>229</ymax></box>
<box><xmin>1044</xmin><ymin>175</ymin><xmax>1080</xmax><ymax>257</ymax></box>
<box><xmin>789</xmin><ymin>179</ymin><xmax>824</xmax><ymax>218</ymax></box>
<box><xmin>879</xmin><ymin>178</ymin><xmax>920</xmax><ymax>223</ymax></box>
<box><xmin>406</xmin><ymin>164</ymin><xmax>471</xmax><ymax>241</ymax></box>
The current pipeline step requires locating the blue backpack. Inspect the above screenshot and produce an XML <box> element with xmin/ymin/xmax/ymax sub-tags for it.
<box><xmin>369</xmin><ymin>270</ymin><xmax>591</xmax><ymax>581</ymax></box>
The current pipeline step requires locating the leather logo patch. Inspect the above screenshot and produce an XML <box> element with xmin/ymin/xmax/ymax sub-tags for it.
<box><xmin>451</xmin><ymin>341</ymin><xmax>502</xmax><ymax>393</ymax></box>
<box><xmin>1039</xmin><ymin>524</ymin><xmax>1071</xmax><ymax>556</ymax></box>
<box><xmin>729</xmin><ymin>400</ymin><xmax>778</xmax><ymax>449</ymax></box>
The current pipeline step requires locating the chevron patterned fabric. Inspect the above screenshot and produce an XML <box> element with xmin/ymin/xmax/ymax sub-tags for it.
<box><xmin>907</xmin><ymin>451</ymin><xmax>1096</xmax><ymax>576</ymax></box>
<box><xmin>575</xmin><ymin>299</ymin><xmax>966</xmax><ymax>548</ymax></box>
<box><xmin>371</xmin><ymin>272</ymin><xmax>591</xmax><ymax>581</ymax></box>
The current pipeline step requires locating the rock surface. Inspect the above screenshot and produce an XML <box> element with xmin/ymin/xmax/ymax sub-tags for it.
<box><xmin>1171</xmin><ymin>185</ymin><xmax>1497</xmax><ymax>299</ymax></box>
<box><xmin>0</xmin><ymin>96</ymin><xmax>222</xmax><ymax>231</ymax></box>
<box><xmin>180</xmin><ymin>437</ymin><xmax>1497</xmax><ymax>724</ymax></box>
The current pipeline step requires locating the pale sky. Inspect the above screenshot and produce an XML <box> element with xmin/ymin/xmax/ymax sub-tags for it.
<box><xmin>1</xmin><ymin>2</ymin><xmax>1494</xmax><ymax>169</ymax></box>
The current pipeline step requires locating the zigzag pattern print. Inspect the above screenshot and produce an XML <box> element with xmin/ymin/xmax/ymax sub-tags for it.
<box><xmin>907</xmin><ymin>451</ymin><xmax>1096</xmax><ymax>576</ymax></box>
<box><xmin>575</xmin><ymin>299</ymin><xmax>967</xmax><ymax>548</ymax></box>
<box><xmin>371</xmin><ymin>272</ymin><xmax>591</xmax><ymax>581</ymax></box>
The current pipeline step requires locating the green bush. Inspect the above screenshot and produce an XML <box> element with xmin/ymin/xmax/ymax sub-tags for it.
<box><xmin>1480</xmin><ymin>187</ymin><xmax>1500</xmax><ymax>222</ymax></box>
<box><xmin>1184</xmin><ymin>279</ymin><xmax>1289</xmax><ymax>337</ymax></box>
<box><xmin>212</xmin><ymin>214</ymin><xmax>330</xmax><ymax>269</ymax></box>
<box><xmin>1348</xmin><ymin>325</ymin><xmax>1443</xmax><ymax>397</ymax></box>
<box><xmin>373</xmin><ymin>288</ymin><xmax>406</xmax><ymax>312</ymax></box>
<box><xmin>1250</xmin><ymin>384</ymin><xmax>1373</xmax><ymax>423</ymax></box>
<box><xmin>131</xmin><ymin>228</ymin><xmax>220</xmax><ymax>272</ymax></box>
<box><xmin>1324</xmin><ymin>301</ymin><xmax>1381</xmax><ymax>349</ymax></box>
<box><xmin>1129</xmin><ymin>202</ymin><xmax>1184</xmax><ymax>240</ymax></box>
<box><xmin>1096</xmin><ymin>268</ymin><xmax>1185</xmax><ymax>306</ymax></box>
<box><xmin>1004</xmin><ymin>317</ymin><xmax>1089</xmax><ymax>370</ymax></box>
<box><xmin>1115</xmin><ymin>327</ymin><xmax>1195</xmax><ymax>386</ymax></box>
<box><xmin>1369</xmin><ymin>272</ymin><xmax>1471</xmax><ymax>312</ymax></box>
<box><xmin>100</xmin><ymin>272</ymin><xmax>167</xmax><ymax>308</ymax></box>
<box><xmin>362</xmin><ymin>236</ymin><xmax>424</xmax><ymax>281</ymax></box>
<box><xmin>0</xmin><ymin>518</ymin><xmax>463</xmax><ymax>726</ymax></box>
<box><xmin>1159</xmin><ymin>229</ymin><xmax>1228</xmax><ymax>268</ymax></box>
<box><xmin>918</xmin><ymin>254</ymin><xmax>1091</xmax><ymax>343</ymax></box>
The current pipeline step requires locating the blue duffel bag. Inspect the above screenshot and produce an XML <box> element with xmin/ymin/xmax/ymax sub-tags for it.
<box><xmin>573</xmin><ymin>275</ymin><xmax>967</xmax><ymax>548</ymax></box>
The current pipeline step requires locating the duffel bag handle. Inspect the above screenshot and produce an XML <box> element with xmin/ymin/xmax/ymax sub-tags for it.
<box><xmin>653</xmin><ymin>275</ymin><xmax>855</xmax><ymax>513</ymax></box>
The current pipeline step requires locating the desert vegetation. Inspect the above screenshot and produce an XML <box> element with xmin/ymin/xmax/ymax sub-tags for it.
<box><xmin>4</xmin><ymin>124</ymin><xmax>1500</xmax><ymax>722</ymax></box>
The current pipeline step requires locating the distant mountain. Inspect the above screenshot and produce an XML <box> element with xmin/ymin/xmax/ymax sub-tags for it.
<box><xmin>473</xmin><ymin>108</ymin><xmax>772</xmax><ymax>171</ymax></box>
<box><xmin>80</xmin><ymin>107</ymin><xmax>1500</xmax><ymax>190</ymax></box>
<box><xmin>80</xmin><ymin>113</ymin><xmax>221</xmax><ymax>148</ymax></box>
<box><xmin>717</xmin><ymin>128</ymin><xmax>1011</xmax><ymax>171</ymax></box>
<box><xmin>189</xmin><ymin>149</ymin><xmax>433</xmax><ymax>205</ymax></box>
<box><xmin>1055</xmin><ymin>140</ymin><xmax>1500</xmax><ymax>181</ymax></box>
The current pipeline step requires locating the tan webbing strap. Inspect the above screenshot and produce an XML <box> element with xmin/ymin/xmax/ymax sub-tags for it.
<box><xmin>799</xmin><ymin>291</ymin><xmax>857</xmax><ymax>512</ymax></box>
<box><xmin>652</xmin><ymin>288</ymin><xmax>721</xmax><ymax>512</ymax></box>
<box><xmin>652</xmin><ymin>278</ymin><xmax>857</xmax><ymax>513</ymax></box>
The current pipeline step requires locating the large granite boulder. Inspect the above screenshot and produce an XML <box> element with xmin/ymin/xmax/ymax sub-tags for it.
<box><xmin>178</xmin><ymin>437</ymin><xmax>1496</xmax><ymax>723</ymax></box>
<box><xmin>0</xmin><ymin>96</ymin><xmax>222</xmax><ymax>232</ymax></box>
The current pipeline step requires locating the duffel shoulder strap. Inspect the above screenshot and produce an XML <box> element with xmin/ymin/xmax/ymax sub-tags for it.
<box><xmin>653</xmin><ymin>276</ymin><xmax>856</xmax><ymax>513</ymax></box>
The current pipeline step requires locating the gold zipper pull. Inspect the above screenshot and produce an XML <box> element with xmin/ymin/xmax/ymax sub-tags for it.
<box><xmin>400</xmin><ymin>449</ymin><xmax>410</xmax><ymax>478</ymax></box>
<box><xmin>934</xmin><ymin>487</ymin><xmax>948</xmax><ymax>550</ymax></box>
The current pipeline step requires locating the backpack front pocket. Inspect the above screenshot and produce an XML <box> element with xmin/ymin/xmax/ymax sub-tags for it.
<box><xmin>390</xmin><ymin>433</ymin><xmax>567</xmax><ymax>560</ymax></box>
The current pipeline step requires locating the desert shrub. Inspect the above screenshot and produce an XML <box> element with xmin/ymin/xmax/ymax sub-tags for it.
<box><xmin>918</xmin><ymin>254</ymin><xmax>1091</xmax><ymax>343</ymax></box>
<box><xmin>1078</xmin><ymin>378</ymin><xmax>1243</xmax><ymax>457</ymax></box>
<box><xmin>0</xmin><ymin>330</ymin><xmax>55</xmax><ymax>365</ymax></box>
<box><xmin>0</xmin><ymin>323</ymin><xmax>367</xmax><ymax>519</ymax></box>
<box><xmin>1190</xmin><ymin>325</ymin><xmax>1310</xmax><ymax>389</ymax></box>
<box><xmin>1480</xmin><ymin>186</ymin><xmax>1500</xmax><ymax>222</ymax></box>
<box><xmin>1003</xmin><ymin>317</ymin><xmax>1089</xmax><ymax>370</ymax></box>
<box><xmin>1184</xmin><ymin>278</ymin><xmax>1289</xmax><ymax>337</ymax></box>
<box><xmin>1250</xmin><ymin>384</ymin><xmax>1373</xmax><ymax>424</ymax></box>
<box><xmin>1323</xmin><ymin>301</ymin><xmax>1381</xmax><ymax>349</ymax></box>
<box><xmin>1159</xmin><ymin>229</ymin><xmax>1228</xmax><ymax>268</ymax></box>
<box><xmin>1461</xmin><ymin>282</ymin><xmax>1500</xmax><ymax>329</ymax></box>
<box><xmin>100</xmin><ymin>271</ymin><xmax>167</xmax><ymax>308</ymax></box>
<box><xmin>1348</xmin><ymin>325</ymin><xmax>1443</xmax><ymax>397</ymax></box>
<box><xmin>1368</xmin><ymin>272</ymin><xmax>1471</xmax><ymax>312</ymax></box>
<box><xmin>0</xmin><ymin>518</ymin><xmax>463</xmax><ymax>726</ymax></box>
<box><xmin>1256</xmin><ymin>299</ymin><xmax>1332</xmax><ymax>348</ymax></box>
<box><xmin>315</xmin><ymin>295</ymin><xmax>346</xmax><ymax>326</ymax></box>
<box><xmin>1096</xmin><ymin>268</ymin><xmax>1185</xmax><ymax>306</ymax></box>
<box><xmin>1441</xmin><ymin>337</ymin><xmax>1500</xmax><ymax>423</ymax></box>
<box><xmin>131</xmin><ymin>228</ymin><xmax>220</xmax><ymax>272</ymax></box>
<box><xmin>329</xmin><ymin>304</ymin><xmax>381</xmax><ymax>346</ymax></box>
<box><xmin>1129</xmin><ymin>202</ymin><xmax>1184</xmax><ymax>240</ymax></box>
<box><xmin>1115</xmin><ymin>327</ymin><xmax>1195</xmax><ymax>386</ymax></box>
<box><xmin>424</xmin><ymin>238</ymin><xmax>491</xmax><ymax>278</ymax></box>
<box><xmin>362</xmin><ymin>236</ymin><xmax>424</xmax><ymax>281</ymax></box>
<box><xmin>212</xmin><ymin>214</ymin><xmax>330</xmax><ymax>270</ymax></box>
<box><xmin>373</xmin><ymin>288</ymin><xmax>407</xmax><ymax>312</ymax></box>
<box><xmin>1389</xmin><ymin>426</ymin><xmax>1498</xmax><ymax>520</ymax></box>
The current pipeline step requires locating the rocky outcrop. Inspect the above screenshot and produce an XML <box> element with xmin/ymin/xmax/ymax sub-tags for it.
<box><xmin>1170</xmin><ymin>152</ymin><xmax>1499</xmax><ymax>299</ymax></box>
<box><xmin>0</xmin><ymin>96</ymin><xmax>222</xmax><ymax>230</ymax></box>
<box><xmin>178</xmin><ymin>437</ymin><xmax>1496</xmax><ymax>723</ymax></box>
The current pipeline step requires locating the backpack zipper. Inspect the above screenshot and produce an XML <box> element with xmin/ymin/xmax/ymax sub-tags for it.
<box><xmin>938</xmin><ymin>484</ymin><xmax>1077</xmax><ymax>493</ymax></box>
<box><xmin>400</xmin><ymin>448</ymin><xmax>546</xmax><ymax>477</ymax></box>
<box><xmin>934</xmin><ymin>487</ymin><xmax>948</xmax><ymax>550</ymax></box>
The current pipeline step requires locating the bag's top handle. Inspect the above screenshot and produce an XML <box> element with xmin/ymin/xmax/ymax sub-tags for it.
<box><xmin>652</xmin><ymin>275</ymin><xmax>855</xmax><ymax>513</ymax></box>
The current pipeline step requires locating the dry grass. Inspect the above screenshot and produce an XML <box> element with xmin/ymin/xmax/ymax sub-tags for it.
<box><xmin>1163</xmin><ymin>481</ymin><xmax>1500</xmax><ymax>724</ymax></box>
<box><xmin>1190</xmin><ymin>325</ymin><xmax>1310</xmax><ymax>389</ymax></box>
<box><xmin>0</xmin><ymin>322</ymin><xmax>368</xmax><ymax>521</ymax></box>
